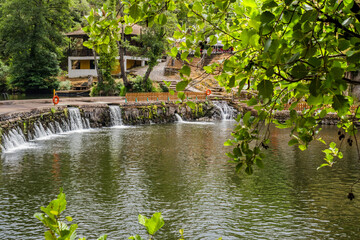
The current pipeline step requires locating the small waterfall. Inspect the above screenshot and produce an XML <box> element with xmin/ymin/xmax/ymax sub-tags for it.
<box><xmin>1</xmin><ymin>127</ymin><xmax>27</xmax><ymax>152</ymax></box>
<box><xmin>175</xmin><ymin>113</ymin><xmax>184</xmax><ymax>122</ymax></box>
<box><xmin>1</xmin><ymin>107</ymin><xmax>91</xmax><ymax>153</ymax></box>
<box><xmin>68</xmin><ymin>107</ymin><xmax>84</xmax><ymax>130</ymax></box>
<box><xmin>33</xmin><ymin>122</ymin><xmax>53</xmax><ymax>139</ymax></box>
<box><xmin>61</xmin><ymin>119</ymin><xmax>70</xmax><ymax>132</ymax></box>
<box><xmin>213</xmin><ymin>101</ymin><xmax>236</xmax><ymax>120</ymax></box>
<box><xmin>109</xmin><ymin>105</ymin><xmax>123</xmax><ymax>126</ymax></box>
<box><xmin>55</xmin><ymin>121</ymin><xmax>63</xmax><ymax>133</ymax></box>
<box><xmin>175</xmin><ymin>113</ymin><xmax>214</xmax><ymax>125</ymax></box>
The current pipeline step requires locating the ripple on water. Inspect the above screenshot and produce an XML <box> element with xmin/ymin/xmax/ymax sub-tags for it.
<box><xmin>1</xmin><ymin>124</ymin><xmax>360</xmax><ymax>239</ymax></box>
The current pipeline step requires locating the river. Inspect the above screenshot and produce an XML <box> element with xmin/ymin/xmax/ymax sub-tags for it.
<box><xmin>0</xmin><ymin>122</ymin><xmax>359</xmax><ymax>239</ymax></box>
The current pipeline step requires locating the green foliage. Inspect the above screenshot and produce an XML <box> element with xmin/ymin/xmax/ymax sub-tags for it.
<box><xmin>165</xmin><ymin>0</ymin><xmax>360</xmax><ymax>172</ymax></box>
<box><xmin>118</xmin><ymin>82</ymin><xmax>127</xmax><ymax>96</ymax></box>
<box><xmin>83</xmin><ymin>5</ymin><xmax>119</xmax><ymax>95</ymax></box>
<box><xmin>0</xmin><ymin>0</ymin><xmax>72</xmax><ymax>92</ymax></box>
<box><xmin>131</xmin><ymin>26</ymin><xmax>168</xmax><ymax>69</ymax></box>
<box><xmin>130</xmin><ymin>24</ymin><xmax>169</xmax><ymax>84</ymax></box>
<box><xmin>34</xmin><ymin>190</ymin><xmax>225</xmax><ymax>240</ymax></box>
<box><xmin>70</xmin><ymin>0</ymin><xmax>91</xmax><ymax>26</ymax></box>
<box><xmin>58</xmin><ymin>81</ymin><xmax>72</xmax><ymax>91</ymax></box>
<box><xmin>138</xmin><ymin>212</ymin><xmax>164</xmax><ymax>236</ymax></box>
<box><xmin>90</xmin><ymin>85</ymin><xmax>99</xmax><ymax>97</ymax></box>
<box><xmin>34</xmin><ymin>188</ymin><xmax>107</xmax><ymax>240</ymax></box>
<box><xmin>129</xmin><ymin>75</ymin><xmax>151</xmax><ymax>92</ymax></box>
<box><xmin>0</xmin><ymin>60</ymin><xmax>9</xmax><ymax>92</ymax></box>
<box><xmin>160</xmin><ymin>83</ymin><xmax>169</xmax><ymax>92</ymax></box>
<box><xmin>127</xmin><ymin>75</ymin><xmax>166</xmax><ymax>93</ymax></box>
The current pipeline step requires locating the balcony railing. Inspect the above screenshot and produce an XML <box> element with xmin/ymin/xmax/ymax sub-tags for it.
<box><xmin>68</xmin><ymin>48</ymin><xmax>140</xmax><ymax>57</ymax></box>
<box><xmin>68</xmin><ymin>48</ymin><xmax>93</xmax><ymax>57</ymax></box>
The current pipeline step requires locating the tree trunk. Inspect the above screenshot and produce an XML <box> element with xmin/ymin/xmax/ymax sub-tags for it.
<box><xmin>93</xmin><ymin>49</ymin><xmax>103</xmax><ymax>85</ymax></box>
<box><xmin>117</xmin><ymin>0</ymin><xmax>130</xmax><ymax>88</ymax></box>
<box><xmin>143</xmin><ymin>65</ymin><xmax>153</xmax><ymax>88</ymax></box>
<box><xmin>117</xmin><ymin>40</ymin><xmax>130</xmax><ymax>88</ymax></box>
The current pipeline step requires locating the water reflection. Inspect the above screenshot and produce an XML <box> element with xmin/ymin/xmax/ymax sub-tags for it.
<box><xmin>1</xmin><ymin>123</ymin><xmax>360</xmax><ymax>239</ymax></box>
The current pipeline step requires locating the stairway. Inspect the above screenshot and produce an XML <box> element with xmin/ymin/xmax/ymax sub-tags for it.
<box><xmin>208</xmin><ymin>86</ymin><xmax>232</xmax><ymax>100</ymax></box>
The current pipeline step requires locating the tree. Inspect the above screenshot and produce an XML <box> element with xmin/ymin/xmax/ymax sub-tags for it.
<box><xmin>130</xmin><ymin>25</ymin><xmax>168</xmax><ymax>87</ymax></box>
<box><xmin>168</xmin><ymin>0</ymin><xmax>360</xmax><ymax>173</ymax></box>
<box><xmin>0</xmin><ymin>60</ymin><xmax>9</xmax><ymax>93</ymax></box>
<box><xmin>79</xmin><ymin>0</ymin><xmax>360</xmax><ymax>174</ymax></box>
<box><xmin>83</xmin><ymin>4</ymin><xmax>124</xmax><ymax>94</ymax></box>
<box><xmin>83</xmin><ymin>0</ymin><xmax>172</xmax><ymax>90</ymax></box>
<box><xmin>0</xmin><ymin>0</ymin><xmax>73</xmax><ymax>92</ymax></box>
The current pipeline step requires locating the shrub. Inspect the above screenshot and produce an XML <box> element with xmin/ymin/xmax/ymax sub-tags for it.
<box><xmin>128</xmin><ymin>75</ymin><xmax>171</xmax><ymax>93</ymax></box>
<box><xmin>0</xmin><ymin>61</ymin><xmax>9</xmax><ymax>93</ymax></box>
<box><xmin>34</xmin><ymin>188</ymin><xmax>107</xmax><ymax>240</ymax></box>
<box><xmin>129</xmin><ymin>75</ymin><xmax>152</xmax><ymax>92</ymax></box>
<box><xmin>34</xmin><ymin>189</ymin><xmax>223</xmax><ymax>240</ymax></box>
<box><xmin>119</xmin><ymin>84</ymin><xmax>127</xmax><ymax>96</ymax></box>
<box><xmin>160</xmin><ymin>83</ymin><xmax>169</xmax><ymax>92</ymax></box>
<box><xmin>58</xmin><ymin>80</ymin><xmax>72</xmax><ymax>90</ymax></box>
<box><xmin>90</xmin><ymin>85</ymin><xmax>99</xmax><ymax>97</ymax></box>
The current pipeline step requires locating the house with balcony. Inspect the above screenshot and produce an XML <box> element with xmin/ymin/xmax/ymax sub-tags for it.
<box><xmin>65</xmin><ymin>24</ymin><xmax>148</xmax><ymax>78</ymax></box>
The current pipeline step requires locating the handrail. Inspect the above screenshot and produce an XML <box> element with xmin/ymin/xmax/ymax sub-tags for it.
<box><xmin>125</xmin><ymin>92</ymin><xmax>207</xmax><ymax>102</ymax></box>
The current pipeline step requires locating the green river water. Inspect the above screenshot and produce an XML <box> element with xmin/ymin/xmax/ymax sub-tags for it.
<box><xmin>1</xmin><ymin>122</ymin><xmax>360</xmax><ymax>239</ymax></box>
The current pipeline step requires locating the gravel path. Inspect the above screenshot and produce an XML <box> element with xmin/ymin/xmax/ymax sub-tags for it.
<box><xmin>131</xmin><ymin>61</ymin><xmax>201</xmax><ymax>92</ymax></box>
<box><xmin>130</xmin><ymin>61</ymin><xmax>180</xmax><ymax>82</ymax></box>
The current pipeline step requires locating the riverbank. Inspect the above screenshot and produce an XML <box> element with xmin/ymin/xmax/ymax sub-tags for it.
<box><xmin>0</xmin><ymin>97</ymin><xmax>227</xmax><ymax>153</ymax></box>
<box><xmin>0</xmin><ymin>96</ymin><xmax>348</xmax><ymax>152</ymax></box>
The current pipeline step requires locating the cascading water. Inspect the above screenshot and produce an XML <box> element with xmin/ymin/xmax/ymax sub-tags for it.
<box><xmin>213</xmin><ymin>101</ymin><xmax>236</xmax><ymax>120</ymax></box>
<box><xmin>1</xmin><ymin>107</ymin><xmax>91</xmax><ymax>153</ymax></box>
<box><xmin>175</xmin><ymin>113</ymin><xmax>184</xmax><ymax>122</ymax></box>
<box><xmin>175</xmin><ymin>113</ymin><xmax>214</xmax><ymax>125</ymax></box>
<box><xmin>33</xmin><ymin>122</ymin><xmax>51</xmax><ymax>139</ymax></box>
<box><xmin>109</xmin><ymin>105</ymin><xmax>123</xmax><ymax>126</ymax></box>
<box><xmin>68</xmin><ymin>107</ymin><xmax>84</xmax><ymax>130</ymax></box>
<box><xmin>1</xmin><ymin>127</ymin><xmax>27</xmax><ymax>152</ymax></box>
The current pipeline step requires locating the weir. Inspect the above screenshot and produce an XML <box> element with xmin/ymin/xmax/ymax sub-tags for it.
<box><xmin>1</xmin><ymin>127</ymin><xmax>27</xmax><ymax>151</ymax></box>
<box><xmin>109</xmin><ymin>105</ymin><xmax>123</xmax><ymax>126</ymax></box>
<box><xmin>0</xmin><ymin>100</ymin><xmax>235</xmax><ymax>153</ymax></box>
<box><xmin>213</xmin><ymin>101</ymin><xmax>237</xmax><ymax>120</ymax></box>
<box><xmin>175</xmin><ymin>113</ymin><xmax>184</xmax><ymax>122</ymax></box>
<box><xmin>1</xmin><ymin>107</ymin><xmax>91</xmax><ymax>152</ymax></box>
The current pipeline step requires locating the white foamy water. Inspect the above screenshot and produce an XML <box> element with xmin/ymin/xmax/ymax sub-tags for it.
<box><xmin>1</xmin><ymin>107</ymin><xmax>92</xmax><ymax>153</ymax></box>
<box><xmin>175</xmin><ymin>113</ymin><xmax>214</xmax><ymax>125</ymax></box>
<box><xmin>213</xmin><ymin>101</ymin><xmax>237</xmax><ymax>120</ymax></box>
<box><xmin>109</xmin><ymin>105</ymin><xmax>123</xmax><ymax>126</ymax></box>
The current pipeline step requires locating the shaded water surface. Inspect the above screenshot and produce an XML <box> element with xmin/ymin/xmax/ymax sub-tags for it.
<box><xmin>1</xmin><ymin>123</ymin><xmax>360</xmax><ymax>239</ymax></box>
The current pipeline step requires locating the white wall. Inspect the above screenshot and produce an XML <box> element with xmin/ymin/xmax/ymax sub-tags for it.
<box><xmin>68</xmin><ymin>56</ymin><xmax>149</xmax><ymax>78</ymax></box>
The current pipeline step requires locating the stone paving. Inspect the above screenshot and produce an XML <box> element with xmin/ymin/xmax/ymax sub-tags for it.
<box><xmin>0</xmin><ymin>96</ymin><xmax>126</xmax><ymax>115</ymax></box>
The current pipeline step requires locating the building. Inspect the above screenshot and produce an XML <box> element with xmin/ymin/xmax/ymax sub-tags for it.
<box><xmin>65</xmin><ymin>24</ymin><xmax>148</xmax><ymax>78</ymax></box>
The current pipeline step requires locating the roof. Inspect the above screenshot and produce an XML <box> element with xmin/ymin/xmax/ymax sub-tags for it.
<box><xmin>65</xmin><ymin>24</ymin><xmax>143</xmax><ymax>37</ymax></box>
<box><xmin>65</xmin><ymin>29</ymin><xmax>87</xmax><ymax>38</ymax></box>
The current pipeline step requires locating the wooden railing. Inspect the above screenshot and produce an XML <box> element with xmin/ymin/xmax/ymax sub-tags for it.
<box><xmin>284</xmin><ymin>102</ymin><xmax>359</xmax><ymax>113</ymax></box>
<box><xmin>125</xmin><ymin>92</ymin><xmax>207</xmax><ymax>102</ymax></box>
<box><xmin>284</xmin><ymin>102</ymin><xmax>310</xmax><ymax>112</ymax></box>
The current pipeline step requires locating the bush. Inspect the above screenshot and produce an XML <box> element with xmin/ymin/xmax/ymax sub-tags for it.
<box><xmin>0</xmin><ymin>61</ymin><xmax>9</xmax><ymax>93</ymax></box>
<box><xmin>129</xmin><ymin>75</ymin><xmax>153</xmax><ymax>92</ymax></box>
<box><xmin>35</xmin><ymin>189</ymin><xmax>222</xmax><ymax>240</ymax></box>
<box><xmin>128</xmin><ymin>75</ymin><xmax>169</xmax><ymax>93</ymax></box>
<box><xmin>160</xmin><ymin>83</ymin><xmax>169</xmax><ymax>92</ymax></box>
<box><xmin>58</xmin><ymin>80</ymin><xmax>72</xmax><ymax>90</ymax></box>
<box><xmin>119</xmin><ymin>84</ymin><xmax>127</xmax><ymax>96</ymax></box>
<box><xmin>90</xmin><ymin>85</ymin><xmax>99</xmax><ymax>97</ymax></box>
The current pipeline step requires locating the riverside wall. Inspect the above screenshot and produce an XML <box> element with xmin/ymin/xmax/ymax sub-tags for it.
<box><xmin>0</xmin><ymin>101</ymin><xmax>221</xmax><ymax>152</ymax></box>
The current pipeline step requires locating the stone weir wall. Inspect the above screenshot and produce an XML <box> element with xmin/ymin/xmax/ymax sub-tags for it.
<box><xmin>0</xmin><ymin>101</ymin><xmax>220</xmax><ymax>152</ymax></box>
<box><xmin>231</xmin><ymin>102</ymin><xmax>342</xmax><ymax>125</ymax></box>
